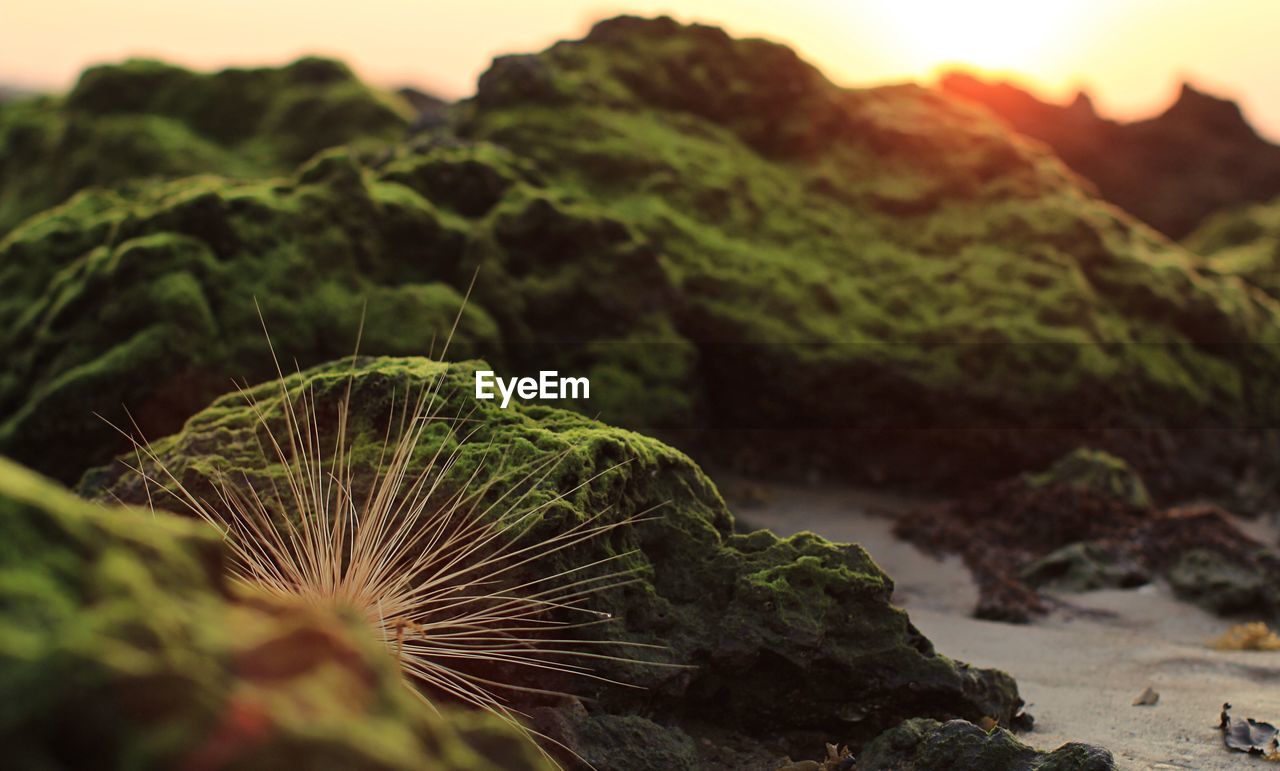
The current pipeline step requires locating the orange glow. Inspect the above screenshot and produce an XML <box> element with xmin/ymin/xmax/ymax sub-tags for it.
<box><xmin>1</xmin><ymin>1</ymin><xmax>1278</xmax><ymax>138</ymax></box>
<box><xmin>859</xmin><ymin>0</ymin><xmax>1080</xmax><ymax>74</ymax></box>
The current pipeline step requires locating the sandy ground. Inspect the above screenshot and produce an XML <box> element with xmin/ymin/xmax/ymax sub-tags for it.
<box><xmin>732</xmin><ymin>482</ymin><xmax>1280</xmax><ymax>770</ymax></box>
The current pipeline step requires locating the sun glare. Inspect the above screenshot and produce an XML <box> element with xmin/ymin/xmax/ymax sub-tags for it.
<box><xmin>865</xmin><ymin>0</ymin><xmax>1080</xmax><ymax>73</ymax></box>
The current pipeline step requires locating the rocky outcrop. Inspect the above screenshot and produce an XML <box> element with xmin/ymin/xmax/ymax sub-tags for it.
<box><xmin>458</xmin><ymin>16</ymin><xmax>1280</xmax><ymax>498</ymax></box>
<box><xmin>0</xmin><ymin>57</ymin><xmax>413</xmax><ymax>234</ymax></box>
<box><xmin>6</xmin><ymin>17</ymin><xmax>1280</xmax><ymax>501</ymax></box>
<box><xmin>858</xmin><ymin>719</ymin><xmax>1115</xmax><ymax>770</ymax></box>
<box><xmin>86</xmin><ymin>356</ymin><xmax>1027</xmax><ymax>764</ymax></box>
<box><xmin>942</xmin><ymin>72</ymin><xmax>1280</xmax><ymax>239</ymax></box>
<box><xmin>897</xmin><ymin>449</ymin><xmax>1280</xmax><ymax>622</ymax></box>
<box><xmin>1185</xmin><ymin>196</ymin><xmax>1280</xmax><ymax>301</ymax></box>
<box><xmin>0</xmin><ymin>455</ymin><xmax>553</xmax><ymax>769</ymax></box>
<box><xmin>0</xmin><ymin>143</ymin><xmax>691</xmax><ymax>482</ymax></box>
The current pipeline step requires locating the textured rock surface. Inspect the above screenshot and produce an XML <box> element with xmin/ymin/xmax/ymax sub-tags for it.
<box><xmin>458</xmin><ymin>16</ymin><xmax>1280</xmax><ymax>496</ymax></box>
<box><xmin>1024</xmin><ymin>448</ymin><xmax>1152</xmax><ymax>507</ymax></box>
<box><xmin>942</xmin><ymin>72</ymin><xmax>1280</xmax><ymax>239</ymax></box>
<box><xmin>858</xmin><ymin>718</ymin><xmax>1115</xmax><ymax>771</ymax></box>
<box><xmin>1186</xmin><ymin>197</ymin><xmax>1280</xmax><ymax>300</ymax></box>
<box><xmin>0</xmin><ymin>57</ymin><xmax>412</xmax><ymax>234</ymax></box>
<box><xmin>88</xmin><ymin>356</ymin><xmax>1027</xmax><ymax>762</ymax></box>
<box><xmin>0</xmin><ymin>455</ymin><xmax>553</xmax><ymax>770</ymax></box>
<box><xmin>7</xmin><ymin>17</ymin><xmax>1280</xmax><ymax>498</ymax></box>
<box><xmin>0</xmin><ymin>141</ymin><xmax>690</xmax><ymax>482</ymax></box>
<box><xmin>897</xmin><ymin>449</ymin><xmax>1280</xmax><ymax>622</ymax></box>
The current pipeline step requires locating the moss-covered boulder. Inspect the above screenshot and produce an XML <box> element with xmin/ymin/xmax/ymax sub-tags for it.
<box><xmin>8</xmin><ymin>17</ymin><xmax>1278</xmax><ymax>498</ymax></box>
<box><xmin>858</xmin><ymin>719</ymin><xmax>1115</xmax><ymax>770</ymax></box>
<box><xmin>1024</xmin><ymin>449</ymin><xmax>1151</xmax><ymax>508</ymax></box>
<box><xmin>1186</xmin><ymin>197</ymin><xmax>1280</xmax><ymax>300</ymax></box>
<box><xmin>0</xmin><ymin>140</ymin><xmax>690</xmax><ymax>482</ymax></box>
<box><xmin>898</xmin><ymin>450</ymin><xmax>1280</xmax><ymax>623</ymax></box>
<box><xmin>0</xmin><ymin>455</ymin><xmax>552</xmax><ymax>769</ymax></box>
<box><xmin>0</xmin><ymin>56</ymin><xmax>413</xmax><ymax>234</ymax></box>
<box><xmin>458</xmin><ymin>15</ymin><xmax>1280</xmax><ymax>496</ymax></box>
<box><xmin>87</xmin><ymin>355</ymin><xmax>1026</xmax><ymax>763</ymax></box>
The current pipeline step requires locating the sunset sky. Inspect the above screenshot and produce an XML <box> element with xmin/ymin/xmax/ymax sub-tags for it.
<box><xmin>3</xmin><ymin>0</ymin><xmax>1279</xmax><ymax>138</ymax></box>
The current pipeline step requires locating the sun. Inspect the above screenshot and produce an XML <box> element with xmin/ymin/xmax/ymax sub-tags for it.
<box><xmin>867</xmin><ymin>0</ymin><xmax>1078</xmax><ymax>73</ymax></box>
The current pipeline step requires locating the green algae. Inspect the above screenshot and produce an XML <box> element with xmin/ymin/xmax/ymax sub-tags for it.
<box><xmin>0</xmin><ymin>141</ymin><xmax>693</xmax><ymax>481</ymax></box>
<box><xmin>1024</xmin><ymin>448</ymin><xmax>1152</xmax><ymax>507</ymax></box>
<box><xmin>87</xmin><ymin>355</ymin><xmax>1025</xmax><ymax>755</ymax></box>
<box><xmin>459</xmin><ymin>15</ymin><xmax>1280</xmax><ymax>486</ymax></box>
<box><xmin>1186</xmin><ymin>197</ymin><xmax>1280</xmax><ymax>300</ymax></box>
<box><xmin>0</xmin><ymin>455</ymin><xmax>552</xmax><ymax>769</ymax></box>
<box><xmin>859</xmin><ymin>718</ymin><xmax>1115</xmax><ymax>770</ymax></box>
<box><xmin>6</xmin><ymin>17</ymin><xmax>1280</xmax><ymax>493</ymax></box>
<box><xmin>0</xmin><ymin>56</ymin><xmax>412</xmax><ymax>234</ymax></box>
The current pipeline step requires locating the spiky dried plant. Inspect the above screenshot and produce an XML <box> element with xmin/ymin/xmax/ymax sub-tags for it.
<box><xmin>109</xmin><ymin>308</ymin><xmax>659</xmax><ymax>766</ymax></box>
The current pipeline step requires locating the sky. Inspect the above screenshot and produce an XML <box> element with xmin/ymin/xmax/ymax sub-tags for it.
<box><xmin>3</xmin><ymin>0</ymin><xmax>1279</xmax><ymax>138</ymax></box>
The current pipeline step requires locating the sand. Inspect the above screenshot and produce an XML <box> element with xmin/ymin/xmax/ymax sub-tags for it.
<box><xmin>732</xmin><ymin>482</ymin><xmax>1280</xmax><ymax>770</ymax></box>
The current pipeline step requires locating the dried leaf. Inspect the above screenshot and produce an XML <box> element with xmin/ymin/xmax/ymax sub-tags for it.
<box><xmin>1221</xmin><ymin>703</ymin><xmax>1280</xmax><ymax>756</ymax></box>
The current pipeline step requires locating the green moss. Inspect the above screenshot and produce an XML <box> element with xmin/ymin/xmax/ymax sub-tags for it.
<box><xmin>0</xmin><ymin>455</ymin><xmax>551</xmax><ymax>769</ymax></box>
<box><xmin>0</xmin><ymin>56</ymin><xmax>412</xmax><ymax>234</ymax></box>
<box><xmin>859</xmin><ymin>718</ymin><xmax>1115</xmax><ymax>770</ymax></box>
<box><xmin>1024</xmin><ymin>448</ymin><xmax>1152</xmax><ymax>507</ymax></box>
<box><xmin>1186</xmin><ymin>197</ymin><xmax>1280</xmax><ymax>300</ymax></box>
<box><xmin>87</xmin><ymin>355</ymin><xmax>1025</xmax><ymax>752</ymax></box>
<box><xmin>459</xmin><ymin>15</ymin><xmax>1280</xmax><ymax>484</ymax></box>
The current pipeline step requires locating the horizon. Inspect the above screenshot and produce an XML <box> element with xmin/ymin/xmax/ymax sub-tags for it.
<box><xmin>3</xmin><ymin>1</ymin><xmax>1279</xmax><ymax>141</ymax></box>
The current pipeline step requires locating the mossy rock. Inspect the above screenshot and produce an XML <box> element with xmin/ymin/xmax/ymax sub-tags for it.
<box><xmin>858</xmin><ymin>718</ymin><xmax>1115</xmax><ymax>770</ymax></box>
<box><xmin>1186</xmin><ymin>197</ymin><xmax>1280</xmax><ymax>300</ymax></box>
<box><xmin>0</xmin><ymin>142</ymin><xmax>693</xmax><ymax>482</ymax></box>
<box><xmin>458</xmin><ymin>15</ymin><xmax>1280</xmax><ymax>493</ymax></box>
<box><xmin>87</xmin><ymin>355</ymin><xmax>1025</xmax><ymax>756</ymax></box>
<box><xmin>9</xmin><ymin>17</ymin><xmax>1278</xmax><ymax>496</ymax></box>
<box><xmin>1024</xmin><ymin>449</ymin><xmax>1152</xmax><ymax>508</ymax></box>
<box><xmin>0</xmin><ymin>455</ymin><xmax>552</xmax><ymax>769</ymax></box>
<box><xmin>1166</xmin><ymin>548</ymin><xmax>1269</xmax><ymax>615</ymax></box>
<box><xmin>0</xmin><ymin>56</ymin><xmax>413</xmax><ymax>235</ymax></box>
<box><xmin>1019</xmin><ymin>542</ymin><xmax>1150</xmax><ymax>593</ymax></box>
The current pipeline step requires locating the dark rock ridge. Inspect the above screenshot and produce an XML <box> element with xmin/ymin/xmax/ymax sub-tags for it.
<box><xmin>896</xmin><ymin>449</ymin><xmax>1280</xmax><ymax>622</ymax></box>
<box><xmin>5</xmin><ymin>17</ymin><xmax>1280</xmax><ymax>502</ymax></box>
<box><xmin>941</xmin><ymin>72</ymin><xmax>1280</xmax><ymax>239</ymax></box>
<box><xmin>0</xmin><ymin>56</ymin><xmax>413</xmax><ymax>234</ymax></box>
<box><xmin>87</xmin><ymin>356</ymin><xmax>1028</xmax><ymax>767</ymax></box>
<box><xmin>0</xmin><ymin>455</ymin><xmax>553</xmax><ymax>769</ymax></box>
<box><xmin>857</xmin><ymin>718</ymin><xmax>1115</xmax><ymax>770</ymax></box>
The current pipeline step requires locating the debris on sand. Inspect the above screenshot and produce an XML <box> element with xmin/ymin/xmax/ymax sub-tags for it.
<box><xmin>1220</xmin><ymin>704</ymin><xmax>1280</xmax><ymax>757</ymax></box>
<box><xmin>1133</xmin><ymin>687</ymin><xmax>1160</xmax><ymax>706</ymax></box>
<box><xmin>1210</xmin><ymin>622</ymin><xmax>1280</xmax><ymax>651</ymax></box>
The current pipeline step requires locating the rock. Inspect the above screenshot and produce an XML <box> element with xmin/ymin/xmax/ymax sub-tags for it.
<box><xmin>898</xmin><ymin>452</ymin><xmax>1280</xmax><ymax>622</ymax></box>
<box><xmin>941</xmin><ymin>73</ymin><xmax>1280</xmax><ymax>239</ymax></box>
<box><xmin>7</xmin><ymin>18</ymin><xmax>1280</xmax><ymax>499</ymax></box>
<box><xmin>1167</xmin><ymin>548</ymin><xmax>1267</xmax><ymax>614</ymax></box>
<box><xmin>1024</xmin><ymin>449</ymin><xmax>1152</xmax><ymax>508</ymax></box>
<box><xmin>458</xmin><ymin>15</ymin><xmax>1280</xmax><ymax>499</ymax></box>
<box><xmin>532</xmin><ymin>701</ymin><xmax>701</xmax><ymax>771</ymax></box>
<box><xmin>0</xmin><ymin>142</ymin><xmax>692</xmax><ymax>482</ymax></box>
<box><xmin>857</xmin><ymin>718</ymin><xmax>1116</xmax><ymax>770</ymax></box>
<box><xmin>0</xmin><ymin>56</ymin><xmax>413</xmax><ymax>234</ymax></box>
<box><xmin>0</xmin><ymin>455</ymin><xmax>552</xmax><ymax>769</ymax></box>
<box><xmin>87</xmin><ymin>355</ymin><xmax>1027</xmax><ymax>761</ymax></box>
<box><xmin>1185</xmin><ymin>196</ymin><xmax>1280</xmax><ymax>303</ymax></box>
<box><xmin>1020</xmin><ymin>542</ymin><xmax>1150</xmax><ymax>593</ymax></box>
<box><xmin>397</xmin><ymin>86</ymin><xmax>452</xmax><ymax>133</ymax></box>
